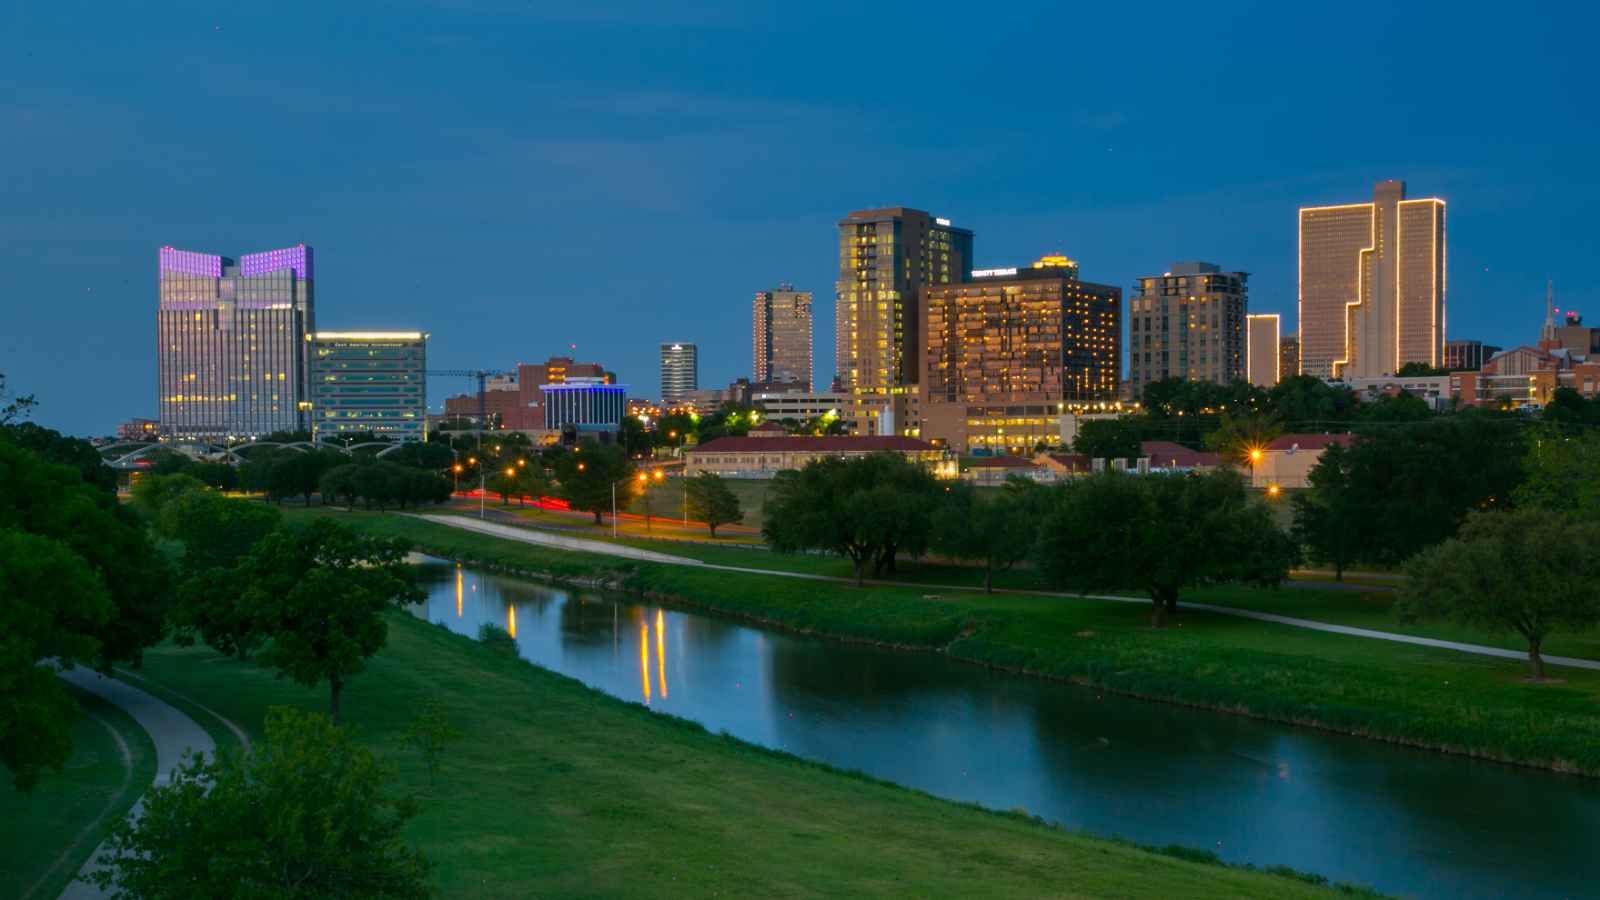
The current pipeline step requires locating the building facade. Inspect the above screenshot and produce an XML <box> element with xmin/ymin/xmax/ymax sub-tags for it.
<box><xmin>1245</xmin><ymin>313</ymin><xmax>1282</xmax><ymax>387</ymax></box>
<box><xmin>752</xmin><ymin>285</ymin><xmax>813</xmax><ymax>389</ymax></box>
<box><xmin>921</xmin><ymin>256</ymin><xmax>1121</xmax><ymax>453</ymax></box>
<box><xmin>442</xmin><ymin>355</ymin><xmax>613</xmax><ymax>430</ymax></box>
<box><xmin>1299</xmin><ymin>180</ymin><xmax>1446</xmax><ymax>379</ymax></box>
<box><xmin>1444</xmin><ymin>339</ymin><xmax>1501</xmax><ymax>371</ymax></box>
<box><xmin>660</xmin><ymin>342</ymin><xmax>698</xmax><ymax>407</ymax></box>
<box><xmin>1127</xmin><ymin>262</ymin><xmax>1248</xmax><ymax>393</ymax></box>
<box><xmin>835</xmin><ymin>207</ymin><xmax>973</xmax><ymax>435</ymax></box>
<box><xmin>157</xmin><ymin>244</ymin><xmax>315</xmax><ymax>440</ymax></box>
<box><xmin>308</xmin><ymin>332</ymin><xmax>427</xmax><ymax>442</ymax></box>
<box><xmin>753</xmin><ymin>390</ymin><xmax>850</xmax><ymax>424</ymax></box>
<box><xmin>541</xmin><ymin>379</ymin><xmax>627</xmax><ymax>439</ymax></box>
<box><xmin>1279</xmin><ymin>335</ymin><xmax>1300</xmax><ymax>379</ymax></box>
<box><xmin>684</xmin><ymin>433</ymin><xmax>953</xmax><ymax>478</ymax></box>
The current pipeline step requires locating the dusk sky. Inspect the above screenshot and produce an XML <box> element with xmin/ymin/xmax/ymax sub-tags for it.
<box><xmin>5</xmin><ymin>1</ymin><xmax>1594</xmax><ymax>435</ymax></box>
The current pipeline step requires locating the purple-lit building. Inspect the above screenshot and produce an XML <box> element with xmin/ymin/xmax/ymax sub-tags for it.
<box><xmin>157</xmin><ymin>244</ymin><xmax>316</xmax><ymax>440</ymax></box>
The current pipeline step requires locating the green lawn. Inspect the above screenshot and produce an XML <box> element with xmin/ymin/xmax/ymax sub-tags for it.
<box><xmin>118</xmin><ymin>614</ymin><xmax>1350</xmax><ymax>898</ymax></box>
<box><xmin>297</xmin><ymin>509</ymin><xmax>1600</xmax><ymax>776</ymax></box>
<box><xmin>1</xmin><ymin>683</ymin><xmax>156</xmax><ymax>900</ymax></box>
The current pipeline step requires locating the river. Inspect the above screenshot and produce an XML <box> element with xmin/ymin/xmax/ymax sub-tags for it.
<box><xmin>413</xmin><ymin>560</ymin><xmax>1600</xmax><ymax>899</ymax></box>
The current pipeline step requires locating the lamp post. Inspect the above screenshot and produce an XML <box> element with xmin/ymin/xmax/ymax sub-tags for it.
<box><xmin>612</xmin><ymin>471</ymin><xmax>649</xmax><ymax>539</ymax></box>
<box><xmin>1248</xmin><ymin>447</ymin><xmax>1263</xmax><ymax>490</ymax></box>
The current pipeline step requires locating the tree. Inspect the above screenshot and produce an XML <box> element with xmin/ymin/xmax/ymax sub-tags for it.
<box><xmin>1267</xmin><ymin>375</ymin><xmax>1357</xmax><ymax>428</ymax></box>
<box><xmin>1290</xmin><ymin>442</ymin><xmax>1365</xmax><ymax>581</ymax></box>
<box><xmin>189</xmin><ymin>460</ymin><xmax>238</xmax><ymax>491</ymax></box>
<box><xmin>239</xmin><ymin>519</ymin><xmax>423</xmax><ymax>722</ymax></box>
<box><xmin>764</xmin><ymin>454</ymin><xmax>941</xmax><ymax>585</ymax></box>
<box><xmin>1395</xmin><ymin>361</ymin><xmax>1448</xmax><ymax>377</ymax></box>
<box><xmin>1516</xmin><ymin>428</ymin><xmax>1600</xmax><ymax>519</ymax></box>
<box><xmin>553</xmin><ymin>441</ymin><xmax>634</xmax><ymax>525</ymax></box>
<box><xmin>89</xmin><ymin>706</ymin><xmax>431</xmax><ymax>898</ymax></box>
<box><xmin>1072</xmin><ymin>417</ymin><xmax>1141</xmax><ymax>462</ymax></box>
<box><xmin>1355</xmin><ymin>392</ymin><xmax>1433</xmax><ymax>424</ymax></box>
<box><xmin>618</xmin><ymin>415</ymin><xmax>652</xmax><ymax>458</ymax></box>
<box><xmin>487</xmin><ymin>465</ymin><xmax>520</xmax><ymax>505</ymax></box>
<box><xmin>931</xmin><ymin>480</ymin><xmax>1039</xmax><ymax>592</ymax></box>
<box><xmin>1204</xmin><ymin>411</ymin><xmax>1283</xmax><ymax>466</ymax></box>
<box><xmin>1037</xmin><ymin>470</ymin><xmax>1295</xmax><ymax>627</ymax></box>
<box><xmin>685</xmin><ymin>472</ymin><xmax>742</xmax><ymax>537</ymax></box>
<box><xmin>1399</xmin><ymin>509</ymin><xmax>1600</xmax><ymax>680</ymax></box>
<box><xmin>320</xmin><ymin>463</ymin><xmax>360</xmax><ymax>510</ymax></box>
<box><xmin>160</xmin><ymin>492</ymin><xmax>283</xmax><ymax>659</ymax></box>
<box><xmin>1541</xmin><ymin>387</ymin><xmax>1600</xmax><ymax>429</ymax></box>
<box><xmin>0</xmin><ymin>372</ymin><xmax>37</xmax><ymax>426</ymax></box>
<box><xmin>403</xmin><ymin>698</ymin><xmax>463</xmax><ymax>790</ymax></box>
<box><xmin>130</xmin><ymin>472</ymin><xmax>205</xmax><ymax>519</ymax></box>
<box><xmin>1</xmin><ymin>421</ymin><xmax>118</xmax><ymax>493</ymax></box>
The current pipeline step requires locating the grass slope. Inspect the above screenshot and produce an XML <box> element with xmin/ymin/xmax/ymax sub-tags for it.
<box><xmin>125</xmin><ymin>614</ymin><xmax>1347</xmax><ymax>898</ymax></box>
<box><xmin>296</xmin><ymin>510</ymin><xmax>1600</xmax><ymax>775</ymax></box>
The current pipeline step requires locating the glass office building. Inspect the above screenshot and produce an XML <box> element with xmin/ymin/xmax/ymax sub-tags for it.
<box><xmin>157</xmin><ymin>244</ymin><xmax>315</xmax><ymax>440</ymax></box>
<box><xmin>753</xmin><ymin>285</ymin><xmax>814</xmax><ymax>389</ymax></box>
<box><xmin>308</xmin><ymin>332</ymin><xmax>428</xmax><ymax>442</ymax></box>
<box><xmin>660</xmin><ymin>343</ymin><xmax>698</xmax><ymax>408</ymax></box>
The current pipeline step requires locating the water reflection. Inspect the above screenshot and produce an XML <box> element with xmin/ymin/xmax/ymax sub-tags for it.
<box><xmin>412</xmin><ymin>561</ymin><xmax>1600</xmax><ymax>900</ymax></box>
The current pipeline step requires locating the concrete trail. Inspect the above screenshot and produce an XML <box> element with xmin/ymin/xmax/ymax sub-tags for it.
<box><xmin>55</xmin><ymin>668</ymin><xmax>216</xmax><ymax>900</ymax></box>
<box><xmin>419</xmin><ymin>513</ymin><xmax>1600</xmax><ymax>673</ymax></box>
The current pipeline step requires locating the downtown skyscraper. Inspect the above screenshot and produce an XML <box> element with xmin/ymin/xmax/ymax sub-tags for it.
<box><xmin>1299</xmin><ymin>181</ymin><xmax>1446</xmax><ymax>379</ymax></box>
<box><xmin>156</xmin><ymin>245</ymin><xmax>315</xmax><ymax>440</ymax></box>
<box><xmin>752</xmin><ymin>285</ymin><xmax>813</xmax><ymax>390</ymax></box>
<box><xmin>835</xmin><ymin>207</ymin><xmax>972</xmax><ymax>435</ymax></box>
<box><xmin>660</xmin><ymin>342</ymin><xmax>698</xmax><ymax>408</ymax></box>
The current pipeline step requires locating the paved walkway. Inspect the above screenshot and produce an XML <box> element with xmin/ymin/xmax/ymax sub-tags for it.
<box><xmin>419</xmin><ymin>513</ymin><xmax>1600</xmax><ymax>673</ymax></box>
<box><xmin>56</xmin><ymin>668</ymin><xmax>216</xmax><ymax>900</ymax></box>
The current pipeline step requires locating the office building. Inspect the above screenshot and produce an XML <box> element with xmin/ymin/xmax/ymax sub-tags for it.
<box><xmin>1245</xmin><ymin>313</ymin><xmax>1282</xmax><ymax>387</ymax></box>
<box><xmin>157</xmin><ymin>244</ymin><xmax>315</xmax><ymax>440</ymax></box>
<box><xmin>836</xmin><ymin>207</ymin><xmax>973</xmax><ymax>435</ymax></box>
<box><xmin>1127</xmin><ymin>262</ymin><xmax>1248</xmax><ymax>393</ymax></box>
<box><xmin>685</xmin><ymin>433</ymin><xmax>952</xmax><ymax>478</ymax></box>
<box><xmin>1299</xmin><ymin>180</ymin><xmax>1446</xmax><ymax>379</ymax></box>
<box><xmin>921</xmin><ymin>256</ymin><xmax>1120</xmax><ymax>453</ymax></box>
<box><xmin>117</xmin><ymin>418</ymin><xmax>160</xmax><ymax>441</ymax></box>
<box><xmin>660</xmin><ymin>342</ymin><xmax>698</xmax><ymax>408</ymax></box>
<box><xmin>442</xmin><ymin>355</ymin><xmax>613</xmax><ymax>430</ymax></box>
<box><xmin>542</xmin><ymin>378</ymin><xmax>627</xmax><ymax>441</ymax></box>
<box><xmin>1445</xmin><ymin>339</ymin><xmax>1501</xmax><ymax>371</ymax></box>
<box><xmin>753</xmin><ymin>285</ymin><xmax>813</xmax><ymax>389</ymax></box>
<box><xmin>1279</xmin><ymin>336</ymin><xmax>1300</xmax><ymax>379</ymax></box>
<box><xmin>754</xmin><ymin>390</ymin><xmax>850</xmax><ymax>425</ymax></box>
<box><xmin>309</xmin><ymin>332</ymin><xmax>427</xmax><ymax>442</ymax></box>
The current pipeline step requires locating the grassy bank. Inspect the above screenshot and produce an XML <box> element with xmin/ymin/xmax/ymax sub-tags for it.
<box><xmin>1</xmin><ymin>683</ymin><xmax>156</xmax><ymax>900</ymax></box>
<box><xmin>121</xmin><ymin>612</ymin><xmax>1350</xmax><ymax>897</ymax></box>
<box><xmin>297</xmin><ymin>510</ymin><xmax>1600</xmax><ymax>776</ymax></box>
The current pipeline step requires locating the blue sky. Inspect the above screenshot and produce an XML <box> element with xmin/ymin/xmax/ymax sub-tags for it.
<box><xmin>4</xmin><ymin>0</ymin><xmax>1594</xmax><ymax>435</ymax></box>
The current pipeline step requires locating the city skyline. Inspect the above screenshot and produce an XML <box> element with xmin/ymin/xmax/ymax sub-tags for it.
<box><xmin>4</xmin><ymin>3</ymin><xmax>1595</xmax><ymax>435</ymax></box>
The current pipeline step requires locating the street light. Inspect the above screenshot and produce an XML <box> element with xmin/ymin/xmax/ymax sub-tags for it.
<box><xmin>612</xmin><ymin>471</ymin><xmax>649</xmax><ymax>539</ymax></box>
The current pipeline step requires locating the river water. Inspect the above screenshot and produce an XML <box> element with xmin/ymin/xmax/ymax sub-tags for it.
<box><xmin>413</xmin><ymin>560</ymin><xmax>1600</xmax><ymax>899</ymax></box>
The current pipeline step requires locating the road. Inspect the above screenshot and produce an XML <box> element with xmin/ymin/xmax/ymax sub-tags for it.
<box><xmin>55</xmin><ymin>668</ymin><xmax>215</xmax><ymax>900</ymax></box>
<box><xmin>417</xmin><ymin>513</ymin><xmax>1600</xmax><ymax>673</ymax></box>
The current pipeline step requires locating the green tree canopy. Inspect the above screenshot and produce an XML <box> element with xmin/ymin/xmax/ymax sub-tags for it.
<box><xmin>553</xmin><ymin>441</ymin><xmax>635</xmax><ymax>524</ymax></box>
<box><xmin>1515</xmin><ymin>428</ymin><xmax>1600</xmax><ymax>518</ymax></box>
<box><xmin>1037</xmin><ymin>470</ymin><xmax>1295</xmax><ymax>626</ymax></box>
<box><xmin>1290</xmin><ymin>442</ymin><xmax>1364</xmax><ymax>580</ymax></box>
<box><xmin>685</xmin><ymin>472</ymin><xmax>742</xmax><ymax>537</ymax></box>
<box><xmin>1400</xmin><ymin>509</ymin><xmax>1600</xmax><ymax>679</ymax></box>
<box><xmin>1072</xmin><ymin>417</ymin><xmax>1142</xmax><ymax>461</ymax></box>
<box><xmin>1204</xmin><ymin>411</ymin><xmax>1283</xmax><ymax>466</ymax></box>
<box><xmin>764</xmin><ymin>453</ymin><xmax>941</xmax><ymax>584</ymax></box>
<box><xmin>1</xmin><ymin>421</ymin><xmax>117</xmax><ymax>492</ymax></box>
<box><xmin>931</xmin><ymin>480</ymin><xmax>1041</xmax><ymax>592</ymax></box>
<box><xmin>160</xmin><ymin>492</ymin><xmax>284</xmax><ymax>660</ymax></box>
<box><xmin>89</xmin><ymin>706</ymin><xmax>431</xmax><ymax>898</ymax></box>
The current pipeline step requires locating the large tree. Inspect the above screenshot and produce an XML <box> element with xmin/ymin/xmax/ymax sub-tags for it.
<box><xmin>1</xmin><ymin>422</ymin><xmax>118</xmax><ymax>493</ymax></box>
<box><xmin>553</xmin><ymin>441</ymin><xmax>635</xmax><ymax>525</ymax></box>
<box><xmin>1037</xmin><ymin>470</ymin><xmax>1295</xmax><ymax>627</ymax></box>
<box><xmin>238</xmin><ymin>519</ymin><xmax>422</xmax><ymax>722</ymax></box>
<box><xmin>685</xmin><ymin>472</ymin><xmax>743</xmax><ymax>537</ymax></box>
<box><xmin>89</xmin><ymin>707</ymin><xmax>431</xmax><ymax>898</ymax></box>
<box><xmin>1289</xmin><ymin>442</ymin><xmax>1366</xmax><ymax>580</ymax></box>
<box><xmin>1072</xmin><ymin>417</ymin><xmax>1141</xmax><ymax>462</ymax></box>
<box><xmin>764</xmin><ymin>453</ymin><xmax>941</xmax><ymax>585</ymax></box>
<box><xmin>1400</xmin><ymin>509</ymin><xmax>1600</xmax><ymax>680</ymax></box>
<box><xmin>1516</xmin><ymin>428</ymin><xmax>1600</xmax><ymax>519</ymax></box>
<box><xmin>931</xmin><ymin>480</ymin><xmax>1040</xmax><ymax>592</ymax></box>
<box><xmin>160</xmin><ymin>491</ymin><xmax>283</xmax><ymax>659</ymax></box>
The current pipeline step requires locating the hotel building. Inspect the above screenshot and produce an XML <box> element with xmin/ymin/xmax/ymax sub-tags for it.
<box><xmin>836</xmin><ymin>207</ymin><xmax>973</xmax><ymax>435</ymax></box>
<box><xmin>1245</xmin><ymin>313</ymin><xmax>1282</xmax><ymax>387</ymax></box>
<box><xmin>921</xmin><ymin>256</ymin><xmax>1120</xmax><ymax>453</ymax></box>
<box><xmin>156</xmin><ymin>244</ymin><xmax>315</xmax><ymax>440</ymax></box>
<box><xmin>1127</xmin><ymin>262</ymin><xmax>1248</xmax><ymax>393</ymax></box>
<box><xmin>1299</xmin><ymin>180</ymin><xmax>1446</xmax><ymax>379</ymax></box>
<box><xmin>308</xmin><ymin>332</ymin><xmax>427</xmax><ymax>442</ymax></box>
<box><xmin>752</xmin><ymin>285</ymin><xmax>813</xmax><ymax>390</ymax></box>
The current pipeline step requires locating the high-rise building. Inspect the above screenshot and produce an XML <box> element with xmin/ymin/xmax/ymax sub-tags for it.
<box><xmin>836</xmin><ymin>207</ymin><xmax>973</xmax><ymax>435</ymax></box>
<box><xmin>542</xmin><ymin>378</ymin><xmax>628</xmax><ymax>443</ymax></box>
<box><xmin>157</xmin><ymin>244</ymin><xmax>315</xmax><ymax>440</ymax></box>
<box><xmin>1279</xmin><ymin>336</ymin><xmax>1300</xmax><ymax>379</ymax></box>
<box><xmin>442</xmin><ymin>355</ymin><xmax>613</xmax><ymax>430</ymax></box>
<box><xmin>753</xmin><ymin>285</ymin><xmax>813</xmax><ymax>389</ymax></box>
<box><xmin>1299</xmin><ymin>180</ymin><xmax>1446</xmax><ymax>379</ymax></box>
<box><xmin>1445</xmin><ymin>339</ymin><xmax>1502</xmax><ymax>371</ymax></box>
<box><xmin>1245</xmin><ymin>314</ymin><xmax>1282</xmax><ymax>387</ymax></box>
<box><xmin>1127</xmin><ymin>262</ymin><xmax>1248</xmax><ymax>392</ymax></box>
<box><xmin>309</xmin><ymin>332</ymin><xmax>427</xmax><ymax>442</ymax></box>
<box><xmin>921</xmin><ymin>256</ymin><xmax>1120</xmax><ymax>452</ymax></box>
<box><xmin>660</xmin><ymin>342</ymin><xmax>699</xmax><ymax>408</ymax></box>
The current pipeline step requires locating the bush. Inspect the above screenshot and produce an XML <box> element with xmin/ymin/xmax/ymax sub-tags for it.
<box><xmin>477</xmin><ymin>622</ymin><xmax>520</xmax><ymax>658</ymax></box>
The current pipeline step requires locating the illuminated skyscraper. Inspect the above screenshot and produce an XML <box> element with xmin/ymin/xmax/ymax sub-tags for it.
<box><xmin>1245</xmin><ymin>314</ymin><xmax>1282</xmax><ymax>387</ymax></box>
<box><xmin>309</xmin><ymin>332</ymin><xmax>427</xmax><ymax>442</ymax></box>
<box><xmin>752</xmin><ymin>285</ymin><xmax>813</xmax><ymax>389</ymax></box>
<box><xmin>156</xmin><ymin>245</ymin><xmax>315</xmax><ymax>440</ymax></box>
<box><xmin>1299</xmin><ymin>181</ymin><xmax>1446</xmax><ymax>379</ymax></box>
<box><xmin>1279</xmin><ymin>335</ymin><xmax>1300</xmax><ymax>379</ymax></box>
<box><xmin>836</xmin><ymin>207</ymin><xmax>973</xmax><ymax>435</ymax></box>
<box><xmin>1127</xmin><ymin>262</ymin><xmax>1249</xmax><ymax>391</ymax></box>
<box><xmin>660</xmin><ymin>342</ymin><xmax>698</xmax><ymax>408</ymax></box>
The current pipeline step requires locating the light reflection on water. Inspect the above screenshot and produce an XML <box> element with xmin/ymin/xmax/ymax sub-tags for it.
<box><xmin>414</xmin><ymin>560</ymin><xmax>1600</xmax><ymax>900</ymax></box>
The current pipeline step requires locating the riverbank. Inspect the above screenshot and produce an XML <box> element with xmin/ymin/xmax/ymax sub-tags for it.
<box><xmin>119</xmin><ymin>611</ymin><xmax>1354</xmax><ymax>897</ymax></box>
<box><xmin>297</xmin><ymin>509</ymin><xmax>1600</xmax><ymax>776</ymax></box>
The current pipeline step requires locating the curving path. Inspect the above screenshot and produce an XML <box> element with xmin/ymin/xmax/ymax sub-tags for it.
<box><xmin>55</xmin><ymin>668</ymin><xmax>215</xmax><ymax>900</ymax></box>
<box><xmin>418</xmin><ymin>513</ymin><xmax>1600</xmax><ymax>673</ymax></box>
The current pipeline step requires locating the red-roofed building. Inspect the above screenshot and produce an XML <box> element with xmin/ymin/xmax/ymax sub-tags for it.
<box><xmin>1250</xmin><ymin>433</ymin><xmax>1354</xmax><ymax>489</ymax></box>
<box><xmin>1036</xmin><ymin>452</ymin><xmax>1092</xmax><ymax>477</ymax></box>
<box><xmin>685</xmin><ymin>434</ymin><xmax>954</xmax><ymax>478</ymax></box>
<box><xmin>963</xmin><ymin>455</ymin><xmax>1045</xmax><ymax>485</ymax></box>
<box><xmin>1140</xmin><ymin>441</ymin><xmax>1224</xmax><ymax>471</ymax></box>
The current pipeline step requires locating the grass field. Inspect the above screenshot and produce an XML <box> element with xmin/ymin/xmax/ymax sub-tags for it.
<box><xmin>1</xmin><ymin>683</ymin><xmax>156</xmax><ymax>900</ymax></box>
<box><xmin>116</xmin><ymin>613</ymin><xmax>1354</xmax><ymax>898</ymax></box>
<box><xmin>293</xmin><ymin>509</ymin><xmax>1600</xmax><ymax>776</ymax></box>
